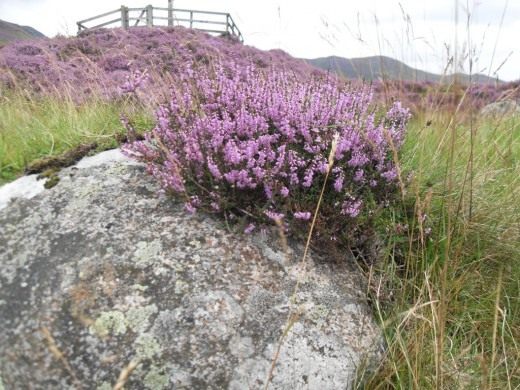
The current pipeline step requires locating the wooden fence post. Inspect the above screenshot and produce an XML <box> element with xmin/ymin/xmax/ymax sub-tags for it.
<box><xmin>146</xmin><ymin>5</ymin><xmax>153</xmax><ymax>27</ymax></box>
<box><xmin>190</xmin><ymin>11</ymin><xmax>193</xmax><ymax>28</ymax></box>
<box><xmin>168</xmin><ymin>0</ymin><xmax>173</xmax><ymax>26</ymax></box>
<box><xmin>121</xmin><ymin>6</ymin><xmax>129</xmax><ymax>28</ymax></box>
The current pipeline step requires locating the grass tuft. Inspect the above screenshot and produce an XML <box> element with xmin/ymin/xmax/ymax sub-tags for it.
<box><xmin>360</xmin><ymin>112</ymin><xmax>520</xmax><ymax>388</ymax></box>
<box><xmin>0</xmin><ymin>90</ymin><xmax>152</xmax><ymax>184</ymax></box>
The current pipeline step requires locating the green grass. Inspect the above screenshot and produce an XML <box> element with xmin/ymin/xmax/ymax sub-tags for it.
<box><xmin>0</xmin><ymin>91</ymin><xmax>152</xmax><ymax>184</ymax></box>
<box><xmin>360</xmin><ymin>112</ymin><xmax>520</xmax><ymax>388</ymax></box>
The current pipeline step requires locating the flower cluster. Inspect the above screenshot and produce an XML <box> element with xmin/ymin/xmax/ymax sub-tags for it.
<box><xmin>123</xmin><ymin>61</ymin><xmax>410</xmax><ymax>241</ymax></box>
<box><xmin>120</xmin><ymin>69</ymin><xmax>149</xmax><ymax>94</ymax></box>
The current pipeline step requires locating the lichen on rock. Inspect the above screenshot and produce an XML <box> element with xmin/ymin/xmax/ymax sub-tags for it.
<box><xmin>135</xmin><ymin>333</ymin><xmax>162</xmax><ymax>360</ymax></box>
<box><xmin>144</xmin><ymin>365</ymin><xmax>170</xmax><ymax>389</ymax></box>
<box><xmin>90</xmin><ymin>310</ymin><xmax>128</xmax><ymax>337</ymax></box>
<box><xmin>127</xmin><ymin>304</ymin><xmax>158</xmax><ymax>333</ymax></box>
<box><xmin>133</xmin><ymin>240</ymin><xmax>162</xmax><ymax>268</ymax></box>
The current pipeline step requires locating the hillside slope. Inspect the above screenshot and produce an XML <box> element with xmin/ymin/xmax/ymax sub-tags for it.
<box><xmin>306</xmin><ymin>55</ymin><xmax>500</xmax><ymax>84</ymax></box>
<box><xmin>0</xmin><ymin>19</ymin><xmax>46</xmax><ymax>46</ymax></box>
<box><xmin>0</xmin><ymin>26</ymin><xmax>319</xmax><ymax>100</ymax></box>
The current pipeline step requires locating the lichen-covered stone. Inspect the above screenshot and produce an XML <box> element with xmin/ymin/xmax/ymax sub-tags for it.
<box><xmin>480</xmin><ymin>99</ymin><xmax>520</xmax><ymax>118</ymax></box>
<box><xmin>0</xmin><ymin>153</ymin><xmax>382</xmax><ymax>389</ymax></box>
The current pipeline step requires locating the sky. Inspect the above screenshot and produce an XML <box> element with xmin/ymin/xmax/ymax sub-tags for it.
<box><xmin>1</xmin><ymin>0</ymin><xmax>519</xmax><ymax>81</ymax></box>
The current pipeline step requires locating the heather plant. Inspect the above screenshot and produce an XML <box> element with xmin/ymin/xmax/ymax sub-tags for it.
<box><xmin>123</xmin><ymin>62</ymin><xmax>410</xmax><ymax>252</ymax></box>
<box><xmin>1</xmin><ymin>25</ymin><xmax>515</xmax><ymax>117</ymax></box>
<box><xmin>0</xmin><ymin>27</ymin><xmax>319</xmax><ymax>103</ymax></box>
<box><xmin>0</xmin><ymin>27</ymin><xmax>323</xmax><ymax>184</ymax></box>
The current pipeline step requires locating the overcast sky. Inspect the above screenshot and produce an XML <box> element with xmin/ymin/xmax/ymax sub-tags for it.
<box><xmin>1</xmin><ymin>0</ymin><xmax>518</xmax><ymax>80</ymax></box>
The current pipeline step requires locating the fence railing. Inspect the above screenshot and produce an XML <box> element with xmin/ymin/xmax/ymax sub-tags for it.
<box><xmin>77</xmin><ymin>5</ymin><xmax>243</xmax><ymax>42</ymax></box>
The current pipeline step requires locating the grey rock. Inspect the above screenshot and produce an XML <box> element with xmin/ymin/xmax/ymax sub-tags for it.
<box><xmin>480</xmin><ymin>99</ymin><xmax>520</xmax><ymax>118</ymax></box>
<box><xmin>0</xmin><ymin>154</ymin><xmax>381</xmax><ymax>389</ymax></box>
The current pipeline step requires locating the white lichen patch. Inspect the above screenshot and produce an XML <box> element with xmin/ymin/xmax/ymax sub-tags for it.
<box><xmin>174</xmin><ymin>279</ymin><xmax>188</xmax><ymax>294</ymax></box>
<box><xmin>132</xmin><ymin>283</ymin><xmax>149</xmax><ymax>292</ymax></box>
<box><xmin>231</xmin><ymin>322</ymin><xmax>355</xmax><ymax>389</ymax></box>
<box><xmin>309</xmin><ymin>304</ymin><xmax>331</xmax><ymax>329</ymax></box>
<box><xmin>75</xmin><ymin>149</ymin><xmax>134</xmax><ymax>169</ymax></box>
<box><xmin>90</xmin><ymin>310</ymin><xmax>128</xmax><ymax>337</ymax></box>
<box><xmin>144</xmin><ymin>365</ymin><xmax>170</xmax><ymax>389</ymax></box>
<box><xmin>135</xmin><ymin>333</ymin><xmax>162</xmax><ymax>360</ymax></box>
<box><xmin>96</xmin><ymin>381</ymin><xmax>112</xmax><ymax>390</ymax></box>
<box><xmin>127</xmin><ymin>304</ymin><xmax>158</xmax><ymax>333</ymax></box>
<box><xmin>133</xmin><ymin>240</ymin><xmax>162</xmax><ymax>267</ymax></box>
<box><xmin>0</xmin><ymin>174</ymin><xmax>45</xmax><ymax>211</ymax></box>
<box><xmin>229</xmin><ymin>335</ymin><xmax>255</xmax><ymax>359</ymax></box>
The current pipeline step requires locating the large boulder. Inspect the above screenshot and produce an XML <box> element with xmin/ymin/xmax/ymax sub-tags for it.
<box><xmin>480</xmin><ymin>99</ymin><xmax>520</xmax><ymax>118</ymax></box>
<box><xmin>0</xmin><ymin>150</ymin><xmax>381</xmax><ymax>389</ymax></box>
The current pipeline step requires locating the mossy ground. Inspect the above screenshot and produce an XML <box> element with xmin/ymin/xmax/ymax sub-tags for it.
<box><xmin>0</xmin><ymin>91</ymin><xmax>152</xmax><ymax>185</ymax></box>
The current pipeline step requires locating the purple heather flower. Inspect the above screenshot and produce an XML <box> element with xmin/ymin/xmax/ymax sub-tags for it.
<box><xmin>120</xmin><ymin>69</ymin><xmax>149</xmax><ymax>94</ymax></box>
<box><xmin>334</xmin><ymin>172</ymin><xmax>344</xmax><ymax>192</ymax></box>
<box><xmin>264</xmin><ymin>210</ymin><xmax>284</xmax><ymax>221</ymax></box>
<box><xmin>244</xmin><ymin>223</ymin><xmax>256</xmax><ymax>234</ymax></box>
<box><xmin>184</xmin><ymin>202</ymin><xmax>197</xmax><ymax>214</ymax></box>
<box><xmin>354</xmin><ymin>170</ymin><xmax>364</xmax><ymax>182</ymax></box>
<box><xmin>341</xmin><ymin>199</ymin><xmax>363</xmax><ymax>218</ymax></box>
<box><xmin>293</xmin><ymin>211</ymin><xmax>312</xmax><ymax>220</ymax></box>
<box><xmin>116</xmin><ymin>51</ymin><xmax>412</xmax><ymax>233</ymax></box>
<box><xmin>381</xmin><ymin>169</ymin><xmax>398</xmax><ymax>182</ymax></box>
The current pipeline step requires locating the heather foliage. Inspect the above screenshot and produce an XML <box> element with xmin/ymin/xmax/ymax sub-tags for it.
<box><xmin>124</xmin><ymin>62</ymin><xmax>410</xmax><ymax>248</ymax></box>
<box><xmin>1</xmin><ymin>26</ymin><xmax>517</xmax><ymax>114</ymax></box>
<box><xmin>373</xmin><ymin>79</ymin><xmax>520</xmax><ymax>114</ymax></box>
<box><xmin>0</xmin><ymin>27</ymin><xmax>318</xmax><ymax>102</ymax></box>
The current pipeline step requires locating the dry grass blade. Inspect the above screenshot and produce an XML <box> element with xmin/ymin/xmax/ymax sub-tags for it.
<box><xmin>264</xmin><ymin>133</ymin><xmax>339</xmax><ymax>389</ymax></box>
<box><xmin>40</xmin><ymin>326</ymin><xmax>82</xmax><ymax>389</ymax></box>
<box><xmin>113</xmin><ymin>359</ymin><xmax>140</xmax><ymax>390</ymax></box>
<box><xmin>489</xmin><ymin>267</ymin><xmax>503</xmax><ymax>387</ymax></box>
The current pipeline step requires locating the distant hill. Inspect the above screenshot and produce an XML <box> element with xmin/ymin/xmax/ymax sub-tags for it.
<box><xmin>0</xmin><ymin>19</ymin><xmax>46</xmax><ymax>46</ymax></box>
<box><xmin>305</xmin><ymin>55</ymin><xmax>501</xmax><ymax>84</ymax></box>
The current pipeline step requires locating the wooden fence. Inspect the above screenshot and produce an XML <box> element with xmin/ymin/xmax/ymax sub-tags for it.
<box><xmin>77</xmin><ymin>5</ymin><xmax>243</xmax><ymax>42</ymax></box>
